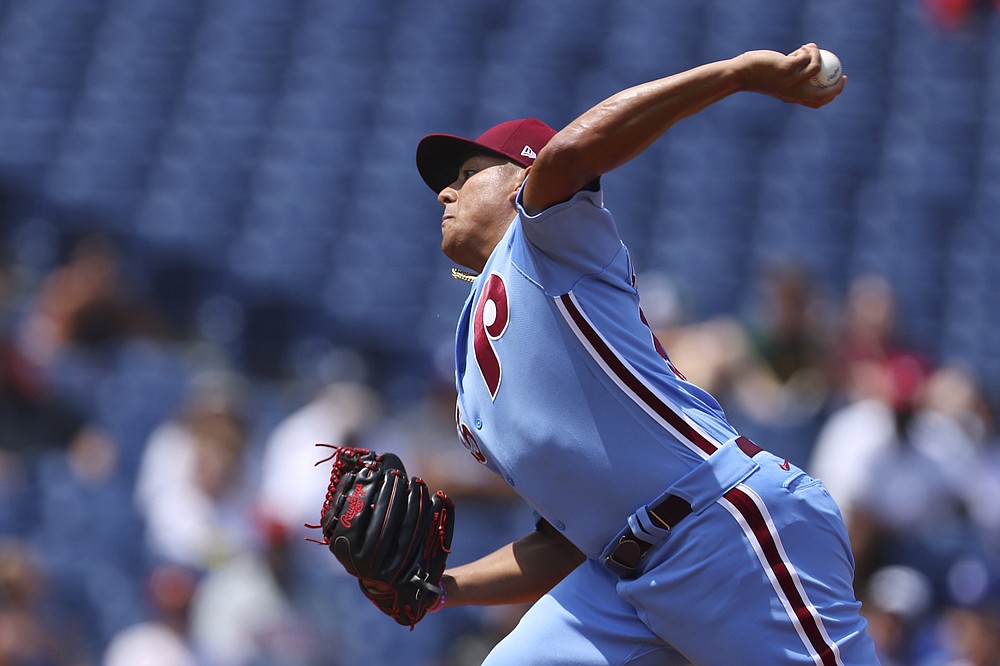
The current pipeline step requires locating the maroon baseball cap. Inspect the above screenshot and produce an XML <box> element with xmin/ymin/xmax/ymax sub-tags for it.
<box><xmin>416</xmin><ymin>118</ymin><xmax>557</xmax><ymax>193</ymax></box>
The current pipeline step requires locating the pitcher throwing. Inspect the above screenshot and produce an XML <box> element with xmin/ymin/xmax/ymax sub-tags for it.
<box><xmin>412</xmin><ymin>44</ymin><xmax>878</xmax><ymax>665</ymax></box>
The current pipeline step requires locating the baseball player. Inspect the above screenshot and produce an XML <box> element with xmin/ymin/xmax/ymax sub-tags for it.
<box><xmin>414</xmin><ymin>45</ymin><xmax>879</xmax><ymax>664</ymax></box>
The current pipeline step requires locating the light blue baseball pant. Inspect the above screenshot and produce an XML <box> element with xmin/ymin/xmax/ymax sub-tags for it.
<box><xmin>482</xmin><ymin>439</ymin><xmax>880</xmax><ymax>665</ymax></box>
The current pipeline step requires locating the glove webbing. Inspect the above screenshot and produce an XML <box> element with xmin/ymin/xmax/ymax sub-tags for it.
<box><xmin>304</xmin><ymin>443</ymin><xmax>374</xmax><ymax>544</ymax></box>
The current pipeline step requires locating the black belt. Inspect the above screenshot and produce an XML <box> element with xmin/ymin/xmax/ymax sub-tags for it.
<box><xmin>605</xmin><ymin>436</ymin><xmax>763</xmax><ymax>578</ymax></box>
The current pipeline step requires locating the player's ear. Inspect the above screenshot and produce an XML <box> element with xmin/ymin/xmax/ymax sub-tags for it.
<box><xmin>509</xmin><ymin>166</ymin><xmax>530</xmax><ymax>203</ymax></box>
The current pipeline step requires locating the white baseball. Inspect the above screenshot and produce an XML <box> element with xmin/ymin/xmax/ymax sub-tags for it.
<box><xmin>811</xmin><ymin>49</ymin><xmax>843</xmax><ymax>89</ymax></box>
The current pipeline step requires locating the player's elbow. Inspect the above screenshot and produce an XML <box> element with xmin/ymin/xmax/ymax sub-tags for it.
<box><xmin>529</xmin><ymin>130</ymin><xmax>603</xmax><ymax>204</ymax></box>
<box><xmin>538</xmin><ymin>127</ymin><xmax>602</xmax><ymax>180</ymax></box>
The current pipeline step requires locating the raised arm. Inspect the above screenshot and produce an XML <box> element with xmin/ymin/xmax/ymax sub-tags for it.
<box><xmin>522</xmin><ymin>43</ymin><xmax>846</xmax><ymax>214</ymax></box>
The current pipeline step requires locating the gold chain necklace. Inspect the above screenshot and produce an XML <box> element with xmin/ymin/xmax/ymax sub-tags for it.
<box><xmin>450</xmin><ymin>268</ymin><xmax>478</xmax><ymax>283</ymax></box>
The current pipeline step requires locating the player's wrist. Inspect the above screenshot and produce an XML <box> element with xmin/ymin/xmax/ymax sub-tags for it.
<box><xmin>430</xmin><ymin>573</ymin><xmax>456</xmax><ymax>612</ymax></box>
<box><xmin>729</xmin><ymin>53</ymin><xmax>757</xmax><ymax>93</ymax></box>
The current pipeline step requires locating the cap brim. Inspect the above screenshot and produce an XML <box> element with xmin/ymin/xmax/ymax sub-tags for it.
<box><xmin>416</xmin><ymin>134</ymin><xmax>511</xmax><ymax>193</ymax></box>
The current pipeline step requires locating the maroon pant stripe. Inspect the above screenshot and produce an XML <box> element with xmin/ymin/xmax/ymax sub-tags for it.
<box><xmin>724</xmin><ymin>487</ymin><xmax>840</xmax><ymax>666</ymax></box>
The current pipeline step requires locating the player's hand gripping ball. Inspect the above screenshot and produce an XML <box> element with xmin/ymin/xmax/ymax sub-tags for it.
<box><xmin>811</xmin><ymin>49</ymin><xmax>843</xmax><ymax>89</ymax></box>
<box><xmin>307</xmin><ymin>446</ymin><xmax>455</xmax><ymax>628</ymax></box>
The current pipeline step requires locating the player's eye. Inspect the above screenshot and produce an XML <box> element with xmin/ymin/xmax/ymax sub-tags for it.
<box><xmin>461</xmin><ymin>168</ymin><xmax>477</xmax><ymax>180</ymax></box>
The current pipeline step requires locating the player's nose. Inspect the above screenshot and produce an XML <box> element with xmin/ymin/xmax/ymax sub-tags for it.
<box><xmin>437</xmin><ymin>186</ymin><xmax>458</xmax><ymax>205</ymax></box>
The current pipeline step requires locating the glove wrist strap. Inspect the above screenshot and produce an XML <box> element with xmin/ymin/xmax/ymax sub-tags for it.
<box><xmin>429</xmin><ymin>592</ymin><xmax>447</xmax><ymax>613</ymax></box>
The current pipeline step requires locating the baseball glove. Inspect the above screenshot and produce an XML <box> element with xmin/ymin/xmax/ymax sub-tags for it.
<box><xmin>307</xmin><ymin>445</ymin><xmax>455</xmax><ymax>628</ymax></box>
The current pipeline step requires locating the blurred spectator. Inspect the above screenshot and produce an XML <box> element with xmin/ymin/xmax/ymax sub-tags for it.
<box><xmin>738</xmin><ymin>263</ymin><xmax>833</xmax><ymax>416</ymax></box>
<box><xmin>638</xmin><ymin>270</ymin><xmax>749</xmax><ymax>400</ymax></box>
<box><xmin>810</xmin><ymin>273</ymin><xmax>931</xmax><ymax>513</ymax></box>
<box><xmin>963</xmin><ymin>439</ymin><xmax>1000</xmax><ymax>558</ymax></box>
<box><xmin>256</xmin><ymin>381</ymin><xmax>382</xmax><ymax>534</ymax></box>
<box><xmin>926</xmin><ymin>604</ymin><xmax>1000</xmax><ymax>666</ymax></box>
<box><xmin>812</xmin><ymin>358</ymin><xmax>997</xmax><ymax>661</ymax></box>
<box><xmin>914</xmin><ymin>365</ymin><xmax>992</xmax><ymax>477</ymax></box>
<box><xmin>135</xmin><ymin>369</ymin><xmax>258</xmax><ymax>570</ymax></box>
<box><xmin>810</xmin><ymin>352</ymin><xmax>932</xmax><ymax>583</ymax></box>
<box><xmin>811</xmin><ymin>353</ymin><xmax>930</xmax><ymax>504</ymax></box>
<box><xmin>650</xmin><ymin>265</ymin><xmax>835</xmax><ymax>465</ymax></box>
<box><xmin>921</xmin><ymin>368</ymin><xmax>1000</xmax><ymax>558</ymax></box>
<box><xmin>17</xmin><ymin>233</ymin><xmax>164</xmax><ymax>370</ymax></box>
<box><xmin>658</xmin><ymin>315</ymin><xmax>750</xmax><ymax>396</ymax></box>
<box><xmin>103</xmin><ymin>564</ymin><xmax>199</xmax><ymax>666</ymax></box>
<box><xmin>918</xmin><ymin>558</ymin><xmax>1000</xmax><ymax>666</ymax></box>
<box><xmin>716</xmin><ymin>264</ymin><xmax>835</xmax><ymax>464</ymax></box>
<box><xmin>0</xmin><ymin>334</ymin><xmax>87</xmax><ymax>535</ymax></box>
<box><xmin>0</xmin><ymin>336</ymin><xmax>85</xmax><ymax>455</ymax></box>
<box><xmin>188</xmin><ymin>519</ymin><xmax>320</xmax><ymax>666</ymax></box>
<box><xmin>1</xmin><ymin>248</ymin><xmax>88</xmax><ymax>534</ymax></box>
<box><xmin>31</xmin><ymin>423</ymin><xmax>148</xmax><ymax>658</ymax></box>
<box><xmin>827</xmin><ymin>273</ymin><xmax>928</xmax><ymax>402</ymax></box>
<box><xmin>861</xmin><ymin>565</ymin><xmax>935</xmax><ymax>666</ymax></box>
<box><xmin>0</xmin><ymin>537</ymin><xmax>73</xmax><ymax>665</ymax></box>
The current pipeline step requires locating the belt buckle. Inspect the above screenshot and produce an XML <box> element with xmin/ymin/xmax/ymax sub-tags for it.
<box><xmin>605</xmin><ymin>533</ymin><xmax>646</xmax><ymax>579</ymax></box>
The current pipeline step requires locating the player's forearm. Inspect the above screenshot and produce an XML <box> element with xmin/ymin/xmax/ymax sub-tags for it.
<box><xmin>559</xmin><ymin>58</ymin><xmax>743</xmax><ymax>173</ymax></box>
<box><xmin>525</xmin><ymin>57</ymin><xmax>743</xmax><ymax>209</ymax></box>
<box><xmin>525</xmin><ymin>47</ymin><xmax>841</xmax><ymax>213</ymax></box>
<box><xmin>440</xmin><ymin>522</ymin><xmax>586</xmax><ymax>607</ymax></box>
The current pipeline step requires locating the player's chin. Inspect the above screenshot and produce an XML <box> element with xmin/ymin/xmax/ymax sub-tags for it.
<box><xmin>441</xmin><ymin>242</ymin><xmax>479</xmax><ymax>273</ymax></box>
<box><xmin>440</xmin><ymin>235</ymin><xmax>456</xmax><ymax>260</ymax></box>
<box><xmin>441</xmin><ymin>238</ymin><xmax>466</xmax><ymax>266</ymax></box>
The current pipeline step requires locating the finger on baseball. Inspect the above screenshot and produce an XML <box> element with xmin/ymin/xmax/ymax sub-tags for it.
<box><xmin>788</xmin><ymin>42</ymin><xmax>816</xmax><ymax>57</ymax></box>
<box><xmin>785</xmin><ymin>44</ymin><xmax>813</xmax><ymax>74</ymax></box>
<box><xmin>795</xmin><ymin>45</ymin><xmax>823</xmax><ymax>83</ymax></box>
<box><xmin>824</xmin><ymin>74</ymin><xmax>848</xmax><ymax>97</ymax></box>
<box><xmin>806</xmin><ymin>75</ymin><xmax>848</xmax><ymax>107</ymax></box>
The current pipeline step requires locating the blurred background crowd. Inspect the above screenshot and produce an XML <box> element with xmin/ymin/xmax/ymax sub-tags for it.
<box><xmin>1</xmin><ymin>0</ymin><xmax>1000</xmax><ymax>664</ymax></box>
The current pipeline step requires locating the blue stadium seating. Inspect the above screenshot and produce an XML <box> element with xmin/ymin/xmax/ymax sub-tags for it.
<box><xmin>0</xmin><ymin>0</ymin><xmax>996</xmax><ymax>394</ymax></box>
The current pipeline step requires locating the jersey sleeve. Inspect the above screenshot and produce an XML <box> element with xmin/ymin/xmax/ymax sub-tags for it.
<box><xmin>511</xmin><ymin>181</ymin><xmax>628</xmax><ymax>294</ymax></box>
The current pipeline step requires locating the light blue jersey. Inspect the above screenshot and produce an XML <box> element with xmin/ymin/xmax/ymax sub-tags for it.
<box><xmin>453</xmin><ymin>183</ymin><xmax>879</xmax><ymax>665</ymax></box>
<box><xmin>454</xmin><ymin>184</ymin><xmax>739</xmax><ymax>557</ymax></box>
